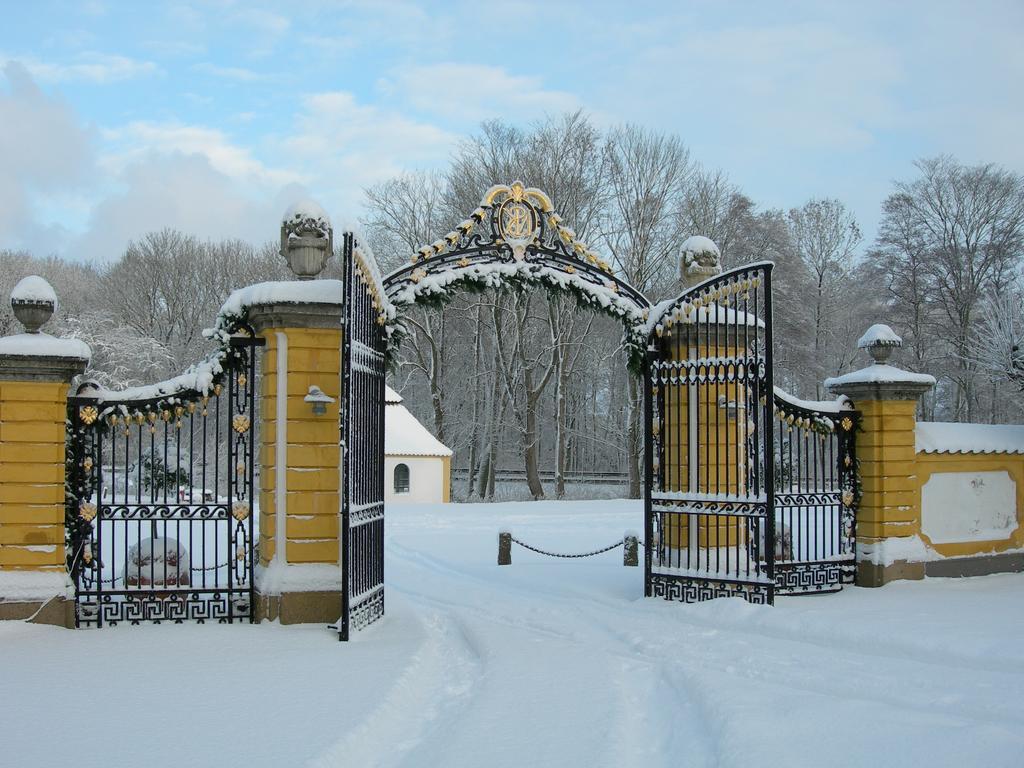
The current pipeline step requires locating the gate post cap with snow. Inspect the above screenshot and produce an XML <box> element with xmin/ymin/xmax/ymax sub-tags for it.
<box><xmin>0</xmin><ymin>277</ymin><xmax>90</xmax><ymax>382</ymax></box>
<box><xmin>825</xmin><ymin>323</ymin><xmax>934</xmax><ymax>403</ymax></box>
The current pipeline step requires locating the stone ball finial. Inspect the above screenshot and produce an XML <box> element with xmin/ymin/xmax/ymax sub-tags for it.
<box><xmin>280</xmin><ymin>199</ymin><xmax>333</xmax><ymax>280</ymax></box>
<box><xmin>10</xmin><ymin>275</ymin><xmax>57</xmax><ymax>334</ymax></box>
<box><xmin>679</xmin><ymin>235</ymin><xmax>722</xmax><ymax>289</ymax></box>
<box><xmin>858</xmin><ymin>323</ymin><xmax>902</xmax><ymax>365</ymax></box>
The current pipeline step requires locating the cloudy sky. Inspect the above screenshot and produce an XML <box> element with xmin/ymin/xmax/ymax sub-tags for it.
<box><xmin>2</xmin><ymin>0</ymin><xmax>1022</xmax><ymax>263</ymax></box>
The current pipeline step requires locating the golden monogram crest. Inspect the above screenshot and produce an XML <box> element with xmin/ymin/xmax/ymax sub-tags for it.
<box><xmin>485</xmin><ymin>181</ymin><xmax>550</xmax><ymax>259</ymax></box>
<box><xmin>499</xmin><ymin>199</ymin><xmax>535</xmax><ymax>241</ymax></box>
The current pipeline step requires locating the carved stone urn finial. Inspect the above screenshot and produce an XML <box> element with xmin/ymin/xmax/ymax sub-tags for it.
<box><xmin>280</xmin><ymin>200</ymin><xmax>333</xmax><ymax>280</ymax></box>
<box><xmin>679</xmin><ymin>236</ymin><xmax>722</xmax><ymax>290</ymax></box>
<box><xmin>10</xmin><ymin>275</ymin><xmax>57</xmax><ymax>334</ymax></box>
<box><xmin>858</xmin><ymin>323</ymin><xmax>903</xmax><ymax>365</ymax></box>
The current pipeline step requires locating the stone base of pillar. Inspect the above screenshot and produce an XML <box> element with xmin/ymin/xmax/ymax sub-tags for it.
<box><xmin>925</xmin><ymin>552</ymin><xmax>1024</xmax><ymax>579</ymax></box>
<box><xmin>857</xmin><ymin>551</ymin><xmax>1024</xmax><ymax>586</ymax></box>
<box><xmin>0</xmin><ymin>596</ymin><xmax>75</xmax><ymax>627</ymax></box>
<box><xmin>856</xmin><ymin>559</ymin><xmax>926</xmax><ymax>587</ymax></box>
<box><xmin>254</xmin><ymin>589</ymin><xmax>342</xmax><ymax>625</ymax></box>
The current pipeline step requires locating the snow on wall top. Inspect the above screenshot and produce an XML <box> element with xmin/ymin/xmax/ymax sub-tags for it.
<box><xmin>385</xmin><ymin>385</ymin><xmax>403</xmax><ymax>404</ymax></box>
<box><xmin>385</xmin><ymin>402</ymin><xmax>452</xmax><ymax>457</ymax></box>
<box><xmin>0</xmin><ymin>569</ymin><xmax>72</xmax><ymax>601</ymax></box>
<box><xmin>824</xmin><ymin>364</ymin><xmax>935</xmax><ymax>389</ymax></box>
<box><xmin>0</xmin><ymin>332</ymin><xmax>91</xmax><ymax>361</ymax></box>
<box><xmin>916</xmin><ymin>421</ymin><xmax>1024</xmax><ymax>455</ymax></box>
<box><xmin>80</xmin><ymin>353</ymin><xmax>222</xmax><ymax>403</ymax></box>
<box><xmin>255</xmin><ymin>561</ymin><xmax>342</xmax><ymax>595</ymax></box>
<box><xmin>219</xmin><ymin>279</ymin><xmax>344</xmax><ymax>317</ymax></box>
<box><xmin>773</xmin><ymin>385</ymin><xmax>850</xmax><ymax>414</ymax></box>
<box><xmin>11</xmin><ymin>275</ymin><xmax>57</xmax><ymax>305</ymax></box>
<box><xmin>858</xmin><ymin>323</ymin><xmax>902</xmax><ymax>348</ymax></box>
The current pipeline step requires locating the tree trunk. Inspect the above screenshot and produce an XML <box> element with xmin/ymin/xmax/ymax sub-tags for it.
<box><xmin>626</xmin><ymin>372</ymin><xmax>642</xmax><ymax>499</ymax></box>
<box><xmin>555</xmin><ymin>365</ymin><xmax>569</xmax><ymax>499</ymax></box>
<box><xmin>523</xmin><ymin>366</ymin><xmax>545</xmax><ymax>500</ymax></box>
<box><xmin>465</xmin><ymin>304</ymin><xmax>484</xmax><ymax>496</ymax></box>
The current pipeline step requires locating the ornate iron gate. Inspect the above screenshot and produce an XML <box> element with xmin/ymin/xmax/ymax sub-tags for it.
<box><xmin>771</xmin><ymin>390</ymin><xmax>858</xmax><ymax>594</ymax></box>
<box><xmin>66</xmin><ymin>326</ymin><xmax>261</xmax><ymax>626</ymax></box>
<box><xmin>339</xmin><ymin>232</ymin><xmax>386</xmax><ymax>641</ymax></box>
<box><xmin>644</xmin><ymin>263</ymin><xmax>776</xmax><ymax>604</ymax></box>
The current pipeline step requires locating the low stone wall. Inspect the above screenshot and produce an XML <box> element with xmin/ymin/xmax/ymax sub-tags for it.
<box><xmin>858</xmin><ymin>427</ymin><xmax>1024</xmax><ymax>584</ymax></box>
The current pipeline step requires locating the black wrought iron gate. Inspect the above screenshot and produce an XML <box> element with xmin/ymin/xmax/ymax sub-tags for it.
<box><xmin>644</xmin><ymin>263</ymin><xmax>776</xmax><ymax>604</ymax></box>
<box><xmin>67</xmin><ymin>326</ymin><xmax>261</xmax><ymax>626</ymax></box>
<box><xmin>339</xmin><ymin>232</ymin><xmax>386</xmax><ymax>641</ymax></box>
<box><xmin>770</xmin><ymin>390</ymin><xmax>858</xmax><ymax>593</ymax></box>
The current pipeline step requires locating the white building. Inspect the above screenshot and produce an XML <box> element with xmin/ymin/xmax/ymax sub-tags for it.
<box><xmin>384</xmin><ymin>386</ymin><xmax>452</xmax><ymax>504</ymax></box>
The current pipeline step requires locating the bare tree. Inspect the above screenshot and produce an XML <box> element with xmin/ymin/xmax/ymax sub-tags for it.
<box><xmin>601</xmin><ymin>124</ymin><xmax>692</xmax><ymax>497</ymax></box>
<box><xmin>880</xmin><ymin>157</ymin><xmax>1024</xmax><ymax>420</ymax></box>
<box><xmin>788</xmin><ymin>198</ymin><xmax>862</xmax><ymax>395</ymax></box>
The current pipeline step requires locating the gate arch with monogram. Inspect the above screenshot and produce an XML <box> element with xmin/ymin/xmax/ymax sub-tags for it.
<box><xmin>66</xmin><ymin>325</ymin><xmax>262</xmax><ymax>626</ymax></box>
<box><xmin>62</xmin><ymin>184</ymin><xmax>859</xmax><ymax>635</ymax></box>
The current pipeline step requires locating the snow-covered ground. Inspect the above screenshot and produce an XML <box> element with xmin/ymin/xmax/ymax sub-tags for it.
<box><xmin>3</xmin><ymin>499</ymin><xmax>1023</xmax><ymax>768</ymax></box>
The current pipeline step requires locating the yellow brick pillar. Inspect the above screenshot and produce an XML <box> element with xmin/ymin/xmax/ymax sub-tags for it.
<box><xmin>0</xmin><ymin>276</ymin><xmax>89</xmax><ymax>625</ymax></box>
<box><xmin>247</xmin><ymin>298</ymin><xmax>345</xmax><ymax>624</ymax></box>
<box><xmin>660</xmin><ymin>323</ymin><xmax>749</xmax><ymax>551</ymax></box>
<box><xmin>826</xmin><ymin>324</ymin><xmax>934</xmax><ymax>587</ymax></box>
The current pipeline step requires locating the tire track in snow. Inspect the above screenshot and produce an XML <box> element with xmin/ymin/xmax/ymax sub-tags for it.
<box><xmin>387</xmin><ymin>541</ymin><xmax>719</xmax><ymax>767</ymax></box>
<box><xmin>387</xmin><ymin>538</ymin><xmax>1024</xmax><ymax>740</ymax></box>
<box><xmin>389</xmin><ymin>537</ymin><xmax>1024</xmax><ymax>678</ymax></box>
<box><xmin>306</xmin><ymin>606</ymin><xmax>482</xmax><ymax>768</ymax></box>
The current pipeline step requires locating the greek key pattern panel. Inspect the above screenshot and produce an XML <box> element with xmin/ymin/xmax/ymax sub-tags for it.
<box><xmin>78</xmin><ymin>591</ymin><xmax>251</xmax><ymax>627</ymax></box>
<box><xmin>774</xmin><ymin>560</ymin><xmax>855</xmax><ymax>595</ymax></box>
<box><xmin>349</xmin><ymin>587</ymin><xmax>385</xmax><ymax>633</ymax></box>
<box><xmin>649</xmin><ymin>574</ymin><xmax>772</xmax><ymax>605</ymax></box>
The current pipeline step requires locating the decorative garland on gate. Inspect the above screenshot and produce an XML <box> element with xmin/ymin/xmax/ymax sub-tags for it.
<box><xmin>380</xmin><ymin>181</ymin><xmax>653</xmax><ymax>373</ymax></box>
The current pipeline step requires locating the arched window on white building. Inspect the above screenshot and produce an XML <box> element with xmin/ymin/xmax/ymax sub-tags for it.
<box><xmin>394</xmin><ymin>463</ymin><xmax>410</xmax><ymax>494</ymax></box>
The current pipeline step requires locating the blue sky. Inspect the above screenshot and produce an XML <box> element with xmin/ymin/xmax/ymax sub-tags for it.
<box><xmin>2</xmin><ymin>0</ymin><xmax>1022</xmax><ymax>263</ymax></box>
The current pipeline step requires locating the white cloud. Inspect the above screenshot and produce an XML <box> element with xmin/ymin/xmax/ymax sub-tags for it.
<box><xmin>76</xmin><ymin>153</ymin><xmax>300</xmax><ymax>262</ymax></box>
<box><xmin>2</xmin><ymin>51</ymin><xmax>159</xmax><ymax>84</ymax></box>
<box><xmin>102</xmin><ymin>121</ymin><xmax>304</xmax><ymax>187</ymax></box>
<box><xmin>279</xmin><ymin>90</ymin><xmax>457</xmax><ymax>212</ymax></box>
<box><xmin>234</xmin><ymin>8</ymin><xmax>291</xmax><ymax>36</ymax></box>
<box><xmin>389</xmin><ymin>64</ymin><xmax>580</xmax><ymax>122</ymax></box>
<box><xmin>192</xmin><ymin>62</ymin><xmax>265</xmax><ymax>82</ymax></box>
<box><xmin>0</xmin><ymin>62</ymin><xmax>95</xmax><ymax>252</ymax></box>
<box><xmin>626</xmin><ymin>20</ymin><xmax>904</xmax><ymax>154</ymax></box>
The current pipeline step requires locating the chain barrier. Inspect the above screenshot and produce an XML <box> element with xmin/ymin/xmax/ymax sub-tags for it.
<box><xmin>509</xmin><ymin>536</ymin><xmax>623</xmax><ymax>559</ymax></box>
<box><xmin>81</xmin><ymin>561</ymin><xmax>241</xmax><ymax>586</ymax></box>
